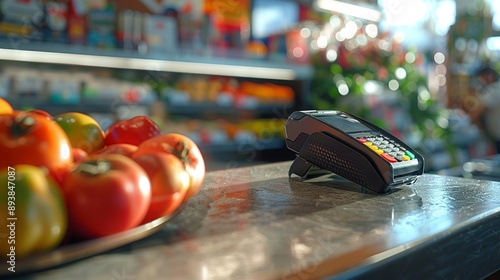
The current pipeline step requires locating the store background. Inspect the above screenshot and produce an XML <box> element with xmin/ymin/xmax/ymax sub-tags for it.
<box><xmin>1</xmin><ymin>0</ymin><xmax>499</xmax><ymax>178</ymax></box>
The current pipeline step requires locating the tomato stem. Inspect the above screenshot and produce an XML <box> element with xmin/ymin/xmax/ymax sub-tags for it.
<box><xmin>77</xmin><ymin>160</ymin><xmax>111</xmax><ymax>176</ymax></box>
<box><xmin>174</xmin><ymin>141</ymin><xmax>191</xmax><ymax>166</ymax></box>
<box><xmin>10</xmin><ymin>114</ymin><xmax>36</xmax><ymax>138</ymax></box>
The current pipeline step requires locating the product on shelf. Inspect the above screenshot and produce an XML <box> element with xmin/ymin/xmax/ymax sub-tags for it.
<box><xmin>68</xmin><ymin>0</ymin><xmax>86</xmax><ymax>44</ymax></box>
<box><xmin>0</xmin><ymin>74</ymin><xmax>11</xmax><ymax>98</ymax></box>
<box><xmin>164</xmin><ymin>75</ymin><xmax>295</xmax><ymax>108</ymax></box>
<box><xmin>83</xmin><ymin>78</ymin><xmax>122</xmax><ymax>101</ymax></box>
<box><xmin>0</xmin><ymin>0</ymin><xmax>44</xmax><ymax>41</ymax></box>
<box><xmin>158</xmin><ymin>117</ymin><xmax>286</xmax><ymax>148</ymax></box>
<box><xmin>82</xmin><ymin>78</ymin><xmax>155</xmax><ymax>104</ymax></box>
<box><xmin>44</xmin><ymin>1</ymin><xmax>69</xmax><ymax>43</ymax></box>
<box><xmin>143</xmin><ymin>13</ymin><xmax>178</xmax><ymax>52</ymax></box>
<box><xmin>117</xmin><ymin>10</ymin><xmax>138</xmax><ymax>50</ymax></box>
<box><xmin>46</xmin><ymin>72</ymin><xmax>81</xmax><ymax>104</ymax></box>
<box><xmin>206</xmin><ymin>0</ymin><xmax>250</xmax><ymax>49</ymax></box>
<box><xmin>239</xmin><ymin>81</ymin><xmax>295</xmax><ymax>105</ymax></box>
<box><xmin>9</xmin><ymin>68</ymin><xmax>44</xmax><ymax>99</ymax></box>
<box><xmin>87</xmin><ymin>3</ymin><xmax>117</xmax><ymax>48</ymax></box>
<box><xmin>0</xmin><ymin>0</ymin><xmax>314</xmax><ymax>64</ymax></box>
<box><xmin>1</xmin><ymin>65</ymin><xmax>156</xmax><ymax>113</ymax></box>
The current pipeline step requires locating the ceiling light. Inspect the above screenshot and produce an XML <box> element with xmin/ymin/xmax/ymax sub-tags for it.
<box><xmin>315</xmin><ymin>0</ymin><xmax>382</xmax><ymax>22</ymax></box>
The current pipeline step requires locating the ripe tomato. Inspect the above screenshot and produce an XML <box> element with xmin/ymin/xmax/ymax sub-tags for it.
<box><xmin>134</xmin><ymin>133</ymin><xmax>205</xmax><ymax>201</ymax></box>
<box><xmin>72</xmin><ymin>147</ymin><xmax>88</xmax><ymax>163</ymax></box>
<box><xmin>54</xmin><ymin>112</ymin><xmax>105</xmax><ymax>153</ymax></box>
<box><xmin>132</xmin><ymin>152</ymin><xmax>190</xmax><ymax>223</ymax></box>
<box><xmin>28</xmin><ymin>109</ymin><xmax>53</xmax><ymax>120</ymax></box>
<box><xmin>0</xmin><ymin>165</ymin><xmax>67</xmax><ymax>258</ymax></box>
<box><xmin>0</xmin><ymin>97</ymin><xmax>13</xmax><ymax>115</ymax></box>
<box><xmin>62</xmin><ymin>154</ymin><xmax>151</xmax><ymax>239</ymax></box>
<box><xmin>104</xmin><ymin>116</ymin><xmax>162</xmax><ymax>146</ymax></box>
<box><xmin>92</xmin><ymin>143</ymin><xmax>138</xmax><ymax>158</ymax></box>
<box><xmin>0</xmin><ymin>112</ymin><xmax>73</xmax><ymax>183</ymax></box>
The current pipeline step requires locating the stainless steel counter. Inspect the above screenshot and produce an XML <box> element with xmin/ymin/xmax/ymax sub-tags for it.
<box><xmin>25</xmin><ymin>162</ymin><xmax>500</xmax><ymax>279</ymax></box>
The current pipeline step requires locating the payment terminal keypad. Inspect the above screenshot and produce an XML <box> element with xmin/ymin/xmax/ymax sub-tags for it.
<box><xmin>356</xmin><ymin>135</ymin><xmax>416</xmax><ymax>163</ymax></box>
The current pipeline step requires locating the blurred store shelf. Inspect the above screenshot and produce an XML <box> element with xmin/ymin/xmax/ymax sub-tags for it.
<box><xmin>0</xmin><ymin>41</ymin><xmax>313</xmax><ymax>81</ymax></box>
<box><xmin>7</xmin><ymin>98</ymin><xmax>151</xmax><ymax>115</ymax></box>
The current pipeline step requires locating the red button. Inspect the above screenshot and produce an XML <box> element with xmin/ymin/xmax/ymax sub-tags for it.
<box><xmin>381</xmin><ymin>153</ymin><xmax>397</xmax><ymax>163</ymax></box>
<box><xmin>357</xmin><ymin>137</ymin><xmax>367</xmax><ymax>143</ymax></box>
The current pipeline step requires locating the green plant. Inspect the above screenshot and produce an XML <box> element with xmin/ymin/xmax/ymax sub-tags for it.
<box><xmin>310</xmin><ymin>33</ymin><xmax>453</xmax><ymax>151</ymax></box>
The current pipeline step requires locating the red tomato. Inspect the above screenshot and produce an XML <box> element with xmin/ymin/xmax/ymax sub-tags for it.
<box><xmin>28</xmin><ymin>109</ymin><xmax>53</xmax><ymax>120</ymax></box>
<box><xmin>105</xmin><ymin>116</ymin><xmax>162</xmax><ymax>146</ymax></box>
<box><xmin>134</xmin><ymin>133</ymin><xmax>205</xmax><ymax>201</ymax></box>
<box><xmin>72</xmin><ymin>147</ymin><xmax>88</xmax><ymax>163</ymax></box>
<box><xmin>0</xmin><ymin>111</ymin><xmax>73</xmax><ymax>183</ymax></box>
<box><xmin>62</xmin><ymin>154</ymin><xmax>151</xmax><ymax>239</ymax></box>
<box><xmin>132</xmin><ymin>152</ymin><xmax>190</xmax><ymax>223</ymax></box>
<box><xmin>92</xmin><ymin>143</ymin><xmax>138</xmax><ymax>158</ymax></box>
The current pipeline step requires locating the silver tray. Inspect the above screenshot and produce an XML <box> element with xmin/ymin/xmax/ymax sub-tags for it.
<box><xmin>0</xmin><ymin>211</ymin><xmax>178</xmax><ymax>277</ymax></box>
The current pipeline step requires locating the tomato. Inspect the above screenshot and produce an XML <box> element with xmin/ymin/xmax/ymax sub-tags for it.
<box><xmin>72</xmin><ymin>147</ymin><xmax>88</xmax><ymax>163</ymax></box>
<box><xmin>28</xmin><ymin>109</ymin><xmax>53</xmax><ymax>120</ymax></box>
<box><xmin>134</xmin><ymin>133</ymin><xmax>205</xmax><ymax>201</ymax></box>
<box><xmin>104</xmin><ymin>116</ymin><xmax>162</xmax><ymax>146</ymax></box>
<box><xmin>132</xmin><ymin>152</ymin><xmax>190</xmax><ymax>223</ymax></box>
<box><xmin>0</xmin><ymin>112</ymin><xmax>73</xmax><ymax>183</ymax></box>
<box><xmin>54</xmin><ymin>112</ymin><xmax>105</xmax><ymax>153</ymax></box>
<box><xmin>0</xmin><ymin>97</ymin><xmax>13</xmax><ymax>115</ymax></box>
<box><xmin>0</xmin><ymin>165</ymin><xmax>67</xmax><ymax>258</ymax></box>
<box><xmin>92</xmin><ymin>143</ymin><xmax>138</xmax><ymax>158</ymax></box>
<box><xmin>62</xmin><ymin>154</ymin><xmax>151</xmax><ymax>239</ymax></box>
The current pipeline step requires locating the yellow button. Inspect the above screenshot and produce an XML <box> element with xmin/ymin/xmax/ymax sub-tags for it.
<box><xmin>402</xmin><ymin>155</ymin><xmax>410</xmax><ymax>161</ymax></box>
<box><xmin>363</xmin><ymin>142</ymin><xmax>373</xmax><ymax>147</ymax></box>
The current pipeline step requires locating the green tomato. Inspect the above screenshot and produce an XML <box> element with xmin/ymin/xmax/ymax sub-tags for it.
<box><xmin>54</xmin><ymin>112</ymin><xmax>105</xmax><ymax>153</ymax></box>
<box><xmin>0</xmin><ymin>165</ymin><xmax>68</xmax><ymax>258</ymax></box>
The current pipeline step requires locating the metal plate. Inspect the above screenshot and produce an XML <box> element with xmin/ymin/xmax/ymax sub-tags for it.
<box><xmin>0</xmin><ymin>211</ymin><xmax>179</xmax><ymax>277</ymax></box>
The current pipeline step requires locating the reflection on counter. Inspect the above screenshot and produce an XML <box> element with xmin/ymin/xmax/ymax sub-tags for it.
<box><xmin>25</xmin><ymin>162</ymin><xmax>499</xmax><ymax>279</ymax></box>
<box><xmin>462</xmin><ymin>154</ymin><xmax>500</xmax><ymax>182</ymax></box>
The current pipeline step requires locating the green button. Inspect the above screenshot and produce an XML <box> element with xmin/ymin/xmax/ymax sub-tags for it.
<box><xmin>405</xmin><ymin>150</ymin><xmax>415</xmax><ymax>159</ymax></box>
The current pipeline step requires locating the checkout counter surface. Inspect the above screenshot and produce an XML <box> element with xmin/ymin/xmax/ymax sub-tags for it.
<box><xmin>19</xmin><ymin>162</ymin><xmax>500</xmax><ymax>279</ymax></box>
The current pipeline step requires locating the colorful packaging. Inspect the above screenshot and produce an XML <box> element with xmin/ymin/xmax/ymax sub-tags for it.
<box><xmin>44</xmin><ymin>1</ymin><xmax>68</xmax><ymax>43</ymax></box>
<box><xmin>0</xmin><ymin>0</ymin><xmax>44</xmax><ymax>42</ymax></box>
<box><xmin>67</xmin><ymin>0</ymin><xmax>86</xmax><ymax>44</ymax></box>
<box><xmin>117</xmin><ymin>10</ymin><xmax>135</xmax><ymax>49</ymax></box>
<box><xmin>87</xmin><ymin>3</ymin><xmax>116</xmax><ymax>48</ymax></box>
<box><xmin>45</xmin><ymin>72</ymin><xmax>81</xmax><ymax>104</ymax></box>
<box><xmin>143</xmin><ymin>14</ymin><xmax>178</xmax><ymax>52</ymax></box>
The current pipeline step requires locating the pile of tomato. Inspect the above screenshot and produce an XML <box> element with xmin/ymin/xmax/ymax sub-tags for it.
<box><xmin>0</xmin><ymin>98</ymin><xmax>205</xmax><ymax>258</ymax></box>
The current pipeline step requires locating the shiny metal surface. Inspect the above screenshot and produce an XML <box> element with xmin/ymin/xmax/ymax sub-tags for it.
<box><xmin>28</xmin><ymin>162</ymin><xmax>500</xmax><ymax>280</ymax></box>
<box><xmin>0</xmin><ymin>210</ymin><xmax>179</xmax><ymax>277</ymax></box>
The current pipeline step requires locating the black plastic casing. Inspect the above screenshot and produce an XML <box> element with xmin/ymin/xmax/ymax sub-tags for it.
<box><xmin>285</xmin><ymin>110</ymin><xmax>425</xmax><ymax>193</ymax></box>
